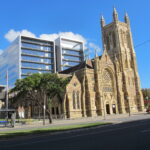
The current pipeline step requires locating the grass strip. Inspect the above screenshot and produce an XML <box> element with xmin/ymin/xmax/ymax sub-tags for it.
<box><xmin>0</xmin><ymin>122</ymin><xmax>111</xmax><ymax>139</ymax></box>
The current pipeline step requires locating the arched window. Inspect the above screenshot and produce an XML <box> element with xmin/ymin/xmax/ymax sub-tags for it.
<box><xmin>105</xmin><ymin>55</ymin><xmax>107</xmax><ymax>62</ymax></box>
<box><xmin>126</xmin><ymin>32</ymin><xmax>131</xmax><ymax>48</ymax></box>
<box><xmin>77</xmin><ymin>91</ymin><xmax>80</xmax><ymax>109</ymax></box>
<box><xmin>130</xmin><ymin>60</ymin><xmax>133</xmax><ymax>68</ymax></box>
<box><xmin>106</xmin><ymin>35</ymin><xmax>110</xmax><ymax>50</ymax></box>
<box><xmin>73</xmin><ymin>91</ymin><xmax>76</xmax><ymax>109</ymax></box>
<box><xmin>102</xmin><ymin>69</ymin><xmax>114</xmax><ymax>93</ymax></box>
<box><xmin>132</xmin><ymin>78</ymin><xmax>135</xmax><ymax>85</ymax></box>
<box><xmin>125</xmin><ymin>59</ymin><xmax>128</xmax><ymax>68</ymax></box>
<box><xmin>112</xmin><ymin>32</ymin><xmax>116</xmax><ymax>48</ymax></box>
<box><xmin>128</xmin><ymin>77</ymin><xmax>130</xmax><ymax>85</ymax></box>
<box><xmin>121</xmin><ymin>30</ymin><xmax>124</xmax><ymax>47</ymax></box>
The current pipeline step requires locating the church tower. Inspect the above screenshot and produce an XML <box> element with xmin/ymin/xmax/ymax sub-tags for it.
<box><xmin>100</xmin><ymin>8</ymin><xmax>144</xmax><ymax>113</ymax></box>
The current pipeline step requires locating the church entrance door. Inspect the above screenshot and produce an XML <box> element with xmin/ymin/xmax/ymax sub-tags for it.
<box><xmin>106</xmin><ymin>104</ymin><xmax>110</xmax><ymax>114</ymax></box>
<box><xmin>112</xmin><ymin>104</ymin><xmax>116</xmax><ymax>114</ymax></box>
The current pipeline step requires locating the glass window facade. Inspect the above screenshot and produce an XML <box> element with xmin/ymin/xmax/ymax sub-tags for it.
<box><xmin>22</xmin><ymin>43</ymin><xmax>52</xmax><ymax>51</ymax></box>
<box><xmin>0</xmin><ymin>37</ymin><xmax>20</xmax><ymax>88</ymax></box>
<box><xmin>62</xmin><ymin>49</ymin><xmax>80</xmax><ymax>56</ymax></box>
<box><xmin>0</xmin><ymin>36</ymin><xmax>84</xmax><ymax>87</ymax></box>
<box><xmin>55</xmin><ymin>37</ymin><xmax>84</xmax><ymax>71</ymax></box>
<box><xmin>62</xmin><ymin>55</ymin><xmax>81</xmax><ymax>61</ymax></box>
<box><xmin>62</xmin><ymin>66</ymin><xmax>70</xmax><ymax>70</ymax></box>
<box><xmin>62</xmin><ymin>61</ymin><xmax>79</xmax><ymax>66</ymax></box>
<box><xmin>21</xmin><ymin>55</ymin><xmax>53</xmax><ymax>64</ymax></box>
<box><xmin>21</xmin><ymin>62</ymin><xmax>52</xmax><ymax>70</ymax></box>
<box><xmin>22</xmin><ymin>49</ymin><xmax>53</xmax><ymax>57</ymax></box>
<box><xmin>20</xmin><ymin>36</ymin><xmax>55</xmax><ymax>77</ymax></box>
<box><xmin>21</xmin><ymin>68</ymin><xmax>52</xmax><ymax>76</ymax></box>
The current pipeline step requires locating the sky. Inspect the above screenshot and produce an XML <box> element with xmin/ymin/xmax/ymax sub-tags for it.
<box><xmin>0</xmin><ymin>0</ymin><xmax>149</xmax><ymax>88</ymax></box>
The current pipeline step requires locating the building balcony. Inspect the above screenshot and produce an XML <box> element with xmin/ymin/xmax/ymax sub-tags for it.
<box><xmin>21</xmin><ymin>46</ymin><xmax>53</xmax><ymax>53</ymax></box>
<box><xmin>21</xmin><ymin>67</ymin><xmax>53</xmax><ymax>72</ymax></box>
<box><xmin>21</xmin><ymin>53</ymin><xmax>54</xmax><ymax>59</ymax></box>
<box><xmin>21</xmin><ymin>59</ymin><xmax>53</xmax><ymax>65</ymax></box>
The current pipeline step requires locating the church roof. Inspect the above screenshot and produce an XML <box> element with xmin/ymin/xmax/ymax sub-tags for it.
<box><xmin>59</xmin><ymin>59</ymin><xmax>94</xmax><ymax>74</ymax></box>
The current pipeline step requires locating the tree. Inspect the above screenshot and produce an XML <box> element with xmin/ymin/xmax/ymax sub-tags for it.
<box><xmin>142</xmin><ymin>89</ymin><xmax>150</xmax><ymax>100</ymax></box>
<box><xmin>142</xmin><ymin>89</ymin><xmax>150</xmax><ymax>108</ymax></box>
<box><xmin>11</xmin><ymin>73</ymin><xmax>70</xmax><ymax>124</ymax></box>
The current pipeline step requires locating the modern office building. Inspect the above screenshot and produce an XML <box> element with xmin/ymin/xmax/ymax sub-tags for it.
<box><xmin>21</xmin><ymin>36</ymin><xmax>56</xmax><ymax>77</ymax></box>
<box><xmin>0</xmin><ymin>35</ymin><xmax>84</xmax><ymax>87</ymax></box>
<box><xmin>55</xmin><ymin>37</ymin><xmax>84</xmax><ymax>71</ymax></box>
<box><xmin>0</xmin><ymin>36</ymin><xmax>56</xmax><ymax>87</ymax></box>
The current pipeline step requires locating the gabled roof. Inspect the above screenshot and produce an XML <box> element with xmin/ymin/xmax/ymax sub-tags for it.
<box><xmin>59</xmin><ymin>60</ymin><xmax>94</xmax><ymax>74</ymax></box>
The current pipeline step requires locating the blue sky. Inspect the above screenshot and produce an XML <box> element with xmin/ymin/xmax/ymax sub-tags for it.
<box><xmin>0</xmin><ymin>0</ymin><xmax>149</xmax><ymax>88</ymax></box>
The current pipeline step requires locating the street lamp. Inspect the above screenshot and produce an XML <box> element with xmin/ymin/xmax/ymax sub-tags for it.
<box><xmin>101</xmin><ymin>95</ymin><xmax>106</xmax><ymax>120</ymax></box>
<box><xmin>126</xmin><ymin>96</ymin><xmax>131</xmax><ymax>117</ymax></box>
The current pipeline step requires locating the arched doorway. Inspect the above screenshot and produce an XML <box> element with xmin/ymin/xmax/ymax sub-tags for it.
<box><xmin>106</xmin><ymin>104</ymin><xmax>110</xmax><ymax>114</ymax></box>
<box><xmin>102</xmin><ymin>68</ymin><xmax>116</xmax><ymax>115</ymax></box>
<box><xmin>65</xmin><ymin>95</ymin><xmax>70</xmax><ymax>118</ymax></box>
<box><xmin>112</xmin><ymin>104</ymin><xmax>116</xmax><ymax>114</ymax></box>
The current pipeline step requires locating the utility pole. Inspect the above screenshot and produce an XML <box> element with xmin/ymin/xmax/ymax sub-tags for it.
<box><xmin>5</xmin><ymin>70</ymin><xmax>9</xmax><ymax>120</ymax></box>
<box><xmin>6</xmin><ymin>70</ymin><xmax>9</xmax><ymax>111</ymax></box>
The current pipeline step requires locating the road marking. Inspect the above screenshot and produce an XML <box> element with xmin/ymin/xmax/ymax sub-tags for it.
<box><xmin>2</xmin><ymin>121</ymin><xmax>150</xmax><ymax>148</ymax></box>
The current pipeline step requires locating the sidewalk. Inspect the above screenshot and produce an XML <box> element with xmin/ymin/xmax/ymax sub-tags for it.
<box><xmin>0</xmin><ymin>112</ymin><xmax>150</xmax><ymax>132</ymax></box>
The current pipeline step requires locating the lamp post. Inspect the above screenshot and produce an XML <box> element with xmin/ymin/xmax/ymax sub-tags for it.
<box><xmin>126</xmin><ymin>96</ymin><xmax>131</xmax><ymax>117</ymax></box>
<box><xmin>101</xmin><ymin>95</ymin><xmax>106</xmax><ymax>120</ymax></box>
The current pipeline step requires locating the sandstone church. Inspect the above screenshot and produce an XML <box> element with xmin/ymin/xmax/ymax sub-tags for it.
<box><xmin>18</xmin><ymin>9</ymin><xmax>145</xmax><ymax>119</ymax></box>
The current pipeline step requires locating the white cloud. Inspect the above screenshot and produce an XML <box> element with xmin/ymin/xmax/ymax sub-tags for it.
<box><xmin>4</xmin><ymin>29</ymin><xmax>36</xmax><ymax>42</ymax></box>
<box><xmin>4</xmin><ymin>29</ymin><xmax>101</xmax><ymax>58</ymax></box>
<box><xmin>40</xmin><ymin>32</ymin><xmax>87</xmax><ymax>44</ymax></box>
<box><xmin>39</xmin><ymin>33</ymin><xmax>58</xmax><ymax>41</ymax></box>
<box><xmin>89</xmin><ymin>42</ymin><xmax>101</xmax><ymax>52</ymax></box>
<box><xmin>0</xmin><ymin>49</ymin><xmax>3</xmax><ymax>55</ymax></box>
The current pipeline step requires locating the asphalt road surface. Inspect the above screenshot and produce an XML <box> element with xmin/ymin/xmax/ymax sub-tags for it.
<box><xmin>1</xmin><ymin>119</ymin><xmax>150</xmax><ymax>150</ymax></box>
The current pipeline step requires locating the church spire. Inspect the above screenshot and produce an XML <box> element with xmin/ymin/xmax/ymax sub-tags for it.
<box><xmin>113</xmin><ymin>7</ymin><xmax>118</xmax><ymax>22</ymax></box>
<box><xmin>100</xmin><ymin>15</ymin><xmax>105</xmax><ymax>27</ymax></box>
<box><xmin>124</xmin><ymin>12</ymin><xmax>130</xmax><ymax>25</ymax></box>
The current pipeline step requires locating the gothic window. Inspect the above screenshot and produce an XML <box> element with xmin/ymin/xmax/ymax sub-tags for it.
<box><xmin>126</xmin><ymin>32</ymin><xmax>131</xmax><ymax>48</ymax></box>
<box><xmin>102</xmin><ymin>69</ymin><xmax>114</xmax><ymax>93</ymax></box>
<box><xmin>130</xmin><ymin>60</ymin><xmax>133</xmax><ymax>68</ymax></box>
<box><xmin>112</xmin><ymin>32</ymin><xmax>116</xmax><ymax>48</ymax></box>
<box><xmin>132</xmin><ymin>78</ymin><xmax>135</xmax><ymax>85</ymax></box>
<box><xmin>106</xmin><ymin>35</ymin><xmax>110</xmax><ymax>50</ymax></box>
<box><xmin>105</xmin><ymin>55</ymin><xmax>107</xmax><ymax>62</ymax></box>
<box><xmin>128</xmin><ymin>77</ymin><xmax>130</xmax><ymax>85</ymax></box>
<box><xmin>125</xmin><ymin>59</ymin><xmax>128</xmax><ymax>68</ymax></box>
<box><xmin>77</xmin><ymin>91</ymin><xmax>80</xmax><ymax>109</ymax></box>
<box><xmin>73</xmin><ymin>91</ymin><xmax>76</xmax><ymax>109</ymax></box>
<box><xmin>121</xmin><ymin>30</ymin><xmax>124</xmax><ymax>47</ymax></box>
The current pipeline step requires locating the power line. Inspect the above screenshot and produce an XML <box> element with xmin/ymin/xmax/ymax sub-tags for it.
<box><xmin>135</xmin><ymin>40</ymin><xmax>150</xmax><ymax>48</ymax></box>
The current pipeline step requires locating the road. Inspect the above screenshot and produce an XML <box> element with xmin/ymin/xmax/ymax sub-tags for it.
<box><xmin>1</xmin><ymin>118</ymin><xmax>150</xmax><ymax>150</ymax></box>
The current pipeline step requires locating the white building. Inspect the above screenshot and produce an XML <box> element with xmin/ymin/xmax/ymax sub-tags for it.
<box><xmin>55</xmin><ymin>37</ymin><xmax>84</xmax><ymax>71</ymax></box>
<box><xmin>0</xmin><ymin>35</ymin><xmax>84</xmax><ymax>87</ymax></box>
